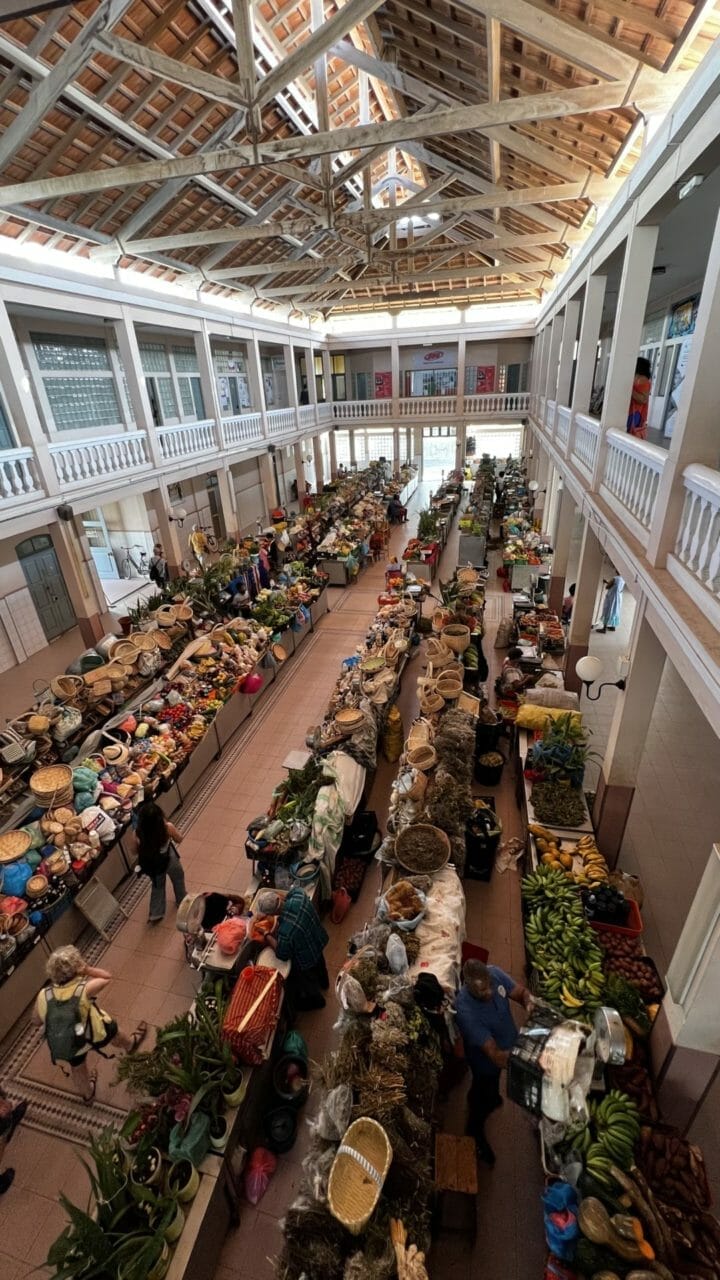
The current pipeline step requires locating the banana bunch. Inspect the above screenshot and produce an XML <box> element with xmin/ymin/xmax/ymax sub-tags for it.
<box><xmin>523</xmin><ymin>867</ymin><xmax>606</xmax><ymax>1016</ymax></box>
<box><xmin>585</xmin><ymin>1091</ymin><xmax>641</xmax><ymax>1185</ymax></box>
<box><xmin>574</xmin><ymin>834</ymin><xmax>610</xmax><ymax>887</ymax></box>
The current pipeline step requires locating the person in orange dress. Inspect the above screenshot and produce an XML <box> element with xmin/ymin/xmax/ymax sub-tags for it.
<box><xmin>627</xmin><ymin>357</ymin><xmax>652</xmax><ymax>439</ymax></box>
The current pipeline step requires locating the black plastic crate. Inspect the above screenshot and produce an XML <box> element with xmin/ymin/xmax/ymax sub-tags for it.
<box><xmin>339</xmin><ymin>810</ymin><xmax>380</xmax><ymax>861</ymax></box>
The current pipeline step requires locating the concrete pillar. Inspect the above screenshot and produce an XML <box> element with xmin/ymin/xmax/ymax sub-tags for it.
<box><xmin>0</xmin><ymin>298</ymin><xmax>60</xmax><ymax>495</ymax></box>
<box><xmin>647</xmin><ymin>203</ymin><xmax>720</xmax><ymax>566</ymax></box>
<box><xmin>249</xmin><ymin>338</ymin><xmax>268</xmax><ymax>429</ymax></box>
<box><xmin>592</xmin><ymin>606</ymin><xmax>666</xmax><ymax>865</ymax></box>
<box><xmin>392</xmin><ymin>425</ymin><xmax>401</xmax><ymax>471</ymax></box>
<box><xmin>533</xmin><ymin>448</ymin><xmax>550</xmax><ymax>520</ymax></box>
<box><xmin>548</xmin><ymin>485</ymin><xmax>576</xmax><ymax>614</ymax></box>
<box><xmin>214</xmin><ymin>464</ymin><xmax>239</xmax><ymax>541</ymax></box>
<box><xmin>568</xmin><ymin>272</ymin><xmax>606</xmax><ymax>460</ymax></box>
<box><xmin>259</xmin><ymin>449</ymin><xmax>279</xmax><ymax>512</ymax></box>
<box><xmin>456</xmin><ymin>334</ymin><xmax>466</xmax><ymax>417</ymax></box>
<box><xmin>144</xmin><ymin>483</ymin><xmax>184</xmax><ymax>578</ymax></box>
<box><xmin>555</xmin><ymin>299</ymin><xmax>580</xmax><ymax>442</ymax></box>
<box><xmin>348</xmin><ymin>429</ymin><xmax>357</xmax><ymax>466</ymax></box>
<box><xmin>592</xmin><ymin>219</ymin><xmax>659</xmax><ymax>488</ymax></box>
<box><xmin>328</xmin><ymin>428</ymin><xmax>338</xmax><ymax>480</ymax></box>
<box><xmin>284</xmin><ymin>344</ymin><xmax>299</xmax><ymax>409</ymax></box>
<box><xmin>293</xmin><ymin>441</ymin><xmax>307</xmax><ymax>499</ymax></box>
<box><xmin>412</xmin><ymin>425</ymin><xmax>422</xmax><ymax>465</ymax></box>
<box><xmin>390</xmin><ymin>341</ymin><xmax>400</xmax><ymax>415</ymax></box>
<box><xmin>320</xmin><ymin>349</ymin><xmax>332</xmax><ymax>406</ymax></box>
<box><xmin>52</xmin><ymin>516</ymin><xmax>109</xmax><ymax>645</ymax></box>
<box><xmin>530</xmin><ymin>326</ymin><xmax>547</xmax><ymax>408</ymax></box>
<box><xmin>455</xmin><ymin>421</ymin><xmax>467</xmax><ymax>472</ymax></box>
<box><xmin>545</xmin><ymin>315</ymin><xmax>564</xmax><ymax>410</ymax></box>
<box><xmin>566</xmin><ymin>519</ymin><xmax>605</xmax><ymax>692</ymax></box>
<box><xmin>542</xmin><ymin>466</ymin><xmax>560</xmax><ymax>542</ymax></box>
<box><xmin>405</xmin><ymin>425</ymin><xmax>411</xmax><ymax>465</ymax></box>
<box><xmin>312</xmin><ymin>434</ymin><xmax>324</xmax><ymax>492</ymax></box>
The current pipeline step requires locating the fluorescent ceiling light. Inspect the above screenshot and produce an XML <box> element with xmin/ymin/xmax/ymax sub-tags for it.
<box><xmin>678</xmin><ymin>174</ymin><xmax>704</xmax><ymax>200</ymax></box>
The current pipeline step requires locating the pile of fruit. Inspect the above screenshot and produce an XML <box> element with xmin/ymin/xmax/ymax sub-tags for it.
<box><xmin>574</xmin><ymin>834</ymin><xmax>611</xmax><ymax>886</ymax></box>
<box><xmin>531</xmin><ymin>822</ymin><xmax>575</xmax><ymax>873</ymax></box>
<box><xmin>598</xmin><ymin>932</ymin><xmax>664</xmax><ymax>1002</ymax></box>
<box><xmin>559</xmin><ymin>1091</ymin><xmax>641</xmax><ymax>1186</ymax></box>
<box><xmin>636</xmin><ymin>1126</ymin><xmax>712</xmax><ymax>1213</ymax></box>
<box><xmin>522</xmin><ymin>866</ymin><xmax>606</xmax><ymax>1017</ymax></box>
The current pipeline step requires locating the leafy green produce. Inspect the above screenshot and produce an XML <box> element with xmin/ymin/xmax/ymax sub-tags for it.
<box><xmin>531</xmin><ymin>780</ymin><xmax>586</xmax><ymax>827</ymax></box>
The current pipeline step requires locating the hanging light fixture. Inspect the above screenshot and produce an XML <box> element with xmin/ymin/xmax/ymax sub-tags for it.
<box><xmin>576</xmin><ymin>655</ymin><xmax>626</xmax><ymax>700</ymax></box>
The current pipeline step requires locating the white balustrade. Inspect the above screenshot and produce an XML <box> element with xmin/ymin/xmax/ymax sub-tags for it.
<box><xmin>572</xmin><ymin>413</ymin><xmax>600</xmax><ymax>476</ymax></box>
<box><xmin>0</xmin><ymin>447</ymin><xmax>45</xmax><ymax>502</ymax></box>
<box><xmin>399</xmin><ymin>395</ymin><xmax>458</xmax><ymax>417</ymax></box>
<box><xmin>463</xmin><ymin>392</ymin><xmax>530</xmax><ymax>416</ymax></box>
<box><xmin>49</xmin><ymin>431</ymin><xmax>151</xmax><ymax>487</ymax></box>
<box><xmin>332</xmin><ymin>399</ymin><xmax>393</xmax><ymax>420</ymax></box>
<box><xmin>539</xmin><ymin>395</ymin><xmax>546</xmax><ymax>423</ymax></box>
<box><xmin>545</xmin><ymin>398</ymin><xmax>556</xmax><ymax>433</ymax></box>
<box><xmin>220</xmin><ymin>413</ymin><xmax>263</xmax><ymax>448</ymax></box>
<box><xmin>156</xmin><ymin>420</ymin><xmax>216</xmax><ymax>461</ymax></box>
<box><xmin>556</xmin><ymin>405</ymin><xmax>572</xmax><ymax>448</ymax></box>
<box><xmin>298</xmin><ymin>404</ymin><xmax>317</xmax><ymax>428</ymax></box>
<box><xmin>266</xmin><ymin>407</ymin><xmax>297</xmax><ymax>436</ymax></box>
<box><xmin>316</xmin><ymin>403</ymin><xmax>334</xmax><ymax>424</ymax></box>
<box><xmin>674</xmin><ymin>465</ymin><xmax>720</xmax><ymax>602</ymax></box>
<box><xmin>600</xmin><ymin>429</ymin><xmax>666</xmax><ymax>539</ymax></box>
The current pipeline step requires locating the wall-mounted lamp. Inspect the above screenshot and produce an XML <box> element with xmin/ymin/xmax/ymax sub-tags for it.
<box><xmin>168</xmin><ymin>506</ymin><xmax>187</xmax><ymax>528</ymax></box>
<box><xmin>528</xmin><ymin>480</ymin><xmax>539</xmax><ymax>493</ymax></box>
<box><xmin>576</xmin><ymin>654</ymin><xmax>626</xmax><ymax>701</ymax></box>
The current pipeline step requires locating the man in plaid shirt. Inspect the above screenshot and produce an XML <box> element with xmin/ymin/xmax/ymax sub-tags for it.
<box><xmin>266</xmin><ymin>888</ymin><xmax>329</xmax><ymax>1010</ymax></box>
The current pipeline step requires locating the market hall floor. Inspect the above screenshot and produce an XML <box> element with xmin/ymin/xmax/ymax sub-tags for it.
<box><xmin>0</xmin><ymin>489</ymin><xmax>546</xmax><ymax>1280</ymax></box>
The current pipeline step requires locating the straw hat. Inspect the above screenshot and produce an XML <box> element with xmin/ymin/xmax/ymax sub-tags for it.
<box><xmin>104</xmin><ymin>742</ymin><xmax>129</xmax><ymax>766</ymax></box>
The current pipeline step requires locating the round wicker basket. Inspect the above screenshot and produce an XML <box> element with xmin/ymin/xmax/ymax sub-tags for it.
<box><xmin>30</xmin><ymin>764</ymin><xmax>74</xmax><ymax>808</ymax></box>
<box><xmin>50</xmin><ymin>674</ymin><xmax>85</xmax><ymax>703</ymax></box>
<box><xmin>328</xmin><ymin>1117</ymin><xmax>392</xmax><ymax>1235</ymax></box>
<box><xmin>130</xmin><ymin>632</ymin><xmax>160</xmax><ymax>652</ymax></box>
<box><xmin>419</xmin><ymin>691</ymin><xmax>445</xmax><ymax>716</ymax></box>
<box><xmin>426</xmin><ymin>639</ymin><xmax>454</xmax><ymax>669</ymax></box>
<box><xmin>441</xmin><ymin>624</ymin><xmax>471</xmax><ymax>654</ymax></box>
<box><xmin>0</xmin><ymin>830</ymin><xmax>32</xmax><ymax>863</ymax></box>
<box><xmin>406</xmin><ymin>745</ymin><xmax>437</xmax><ymax>771</ymax></box>
<box><xmin>109</xmin><ymin>640</ymin><xmax>139</xmax><ymax>664</ymax></box>
<box><xmin>395</xmin><ymin>823</ymin><xmax>451</xmax><ymax>874</ymax></box>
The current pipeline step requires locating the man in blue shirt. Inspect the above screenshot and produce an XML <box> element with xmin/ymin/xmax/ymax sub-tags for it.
<box><xmin>454</xmin><ymin>959</ymin><xmax>533</xmax><ymax>1166</ymax></box>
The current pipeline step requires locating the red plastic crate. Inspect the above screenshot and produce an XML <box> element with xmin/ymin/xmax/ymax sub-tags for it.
<box><xmin>589</xmin><ymin>897</ymin><xmax>643</xmax><ymax>939</ymax></box>
<box><xmin>462</xmin><ymin>940</ymin><xmax>489</xmax><ymax>965</ymax></box>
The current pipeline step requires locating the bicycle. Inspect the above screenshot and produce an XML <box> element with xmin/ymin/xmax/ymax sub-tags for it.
<box><xmin>197</xmin><ymin>525</ymin><xmax>219</xmax><ymax>553</ymax></box>
<box><xmin>120</xmin><ymin>544</ymin><xmax>150</xmax><ymax>578</ymax></box>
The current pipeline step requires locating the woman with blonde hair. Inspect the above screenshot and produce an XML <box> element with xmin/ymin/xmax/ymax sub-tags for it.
<box><xmin>35</xmin><ymin>946</ymin><xmax>147</xmax><ymax>1104</ymax></box>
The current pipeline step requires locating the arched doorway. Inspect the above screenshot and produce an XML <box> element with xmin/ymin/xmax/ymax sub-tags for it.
<box><xmin>16</xmin><ymin>535</ymin><xmax>75</xmax><ymax>641</ymax></box>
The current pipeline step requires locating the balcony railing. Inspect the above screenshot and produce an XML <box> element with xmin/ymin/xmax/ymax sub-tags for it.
<box><xmin>49</xmin><ymin>431</ymin><xmax>151</xmax><ymax>487</ymax></box>
<box><xmin>0</xmin><ymin>447</ymin><xmax>45</xmax><ymax>504</ymax></box>
<box><xmin>298</xmin><ymin>404</ymin><xmax>317</xmax><ymax>428</ymax></box>
<box><xmin>316</xmin><ymin>403</ymin><xmax>334</xmax><ymax>424</ymax></box>
<box><xmin>157</xmin><ymin>420</ymin><xmax>216</xmax><ymax>462</ymax></box>
<box><xmin>220</xmin><ymin>412</ymin><xmax>263</xmax><ymax>449</ymax></box>
<box><xmin>267</xmin><ymin>407</ymin><xmax>296</xmax><ymax>436</ymax></box>
<box><xmin>572</xmin><ymin>413</ymin><xmax>600</xmax><ymax>477</ymax></box>
<box><xmin>545</xmin><ymin>399</ymin><xmax>556</xmax><ymax>434</ymax></box>
<box><xmin>600</xmin><ymin>429</ymin><xmax>667</xmax><ymax>544</ymax></box>
<box><xmin>464</xmin><ymin>392</ymin><xmax>529</xmax><ymax>416</ymax></box>
<box><xmin>556</xmin><ymin>405</ymin><xmax>572</xmax><ymax>449</ymax></box>
<box><xmin>399</xmin><ymin>395</ymin><xmax>457</xmax><ymax>417</ymax></box>
<box><xmin>333</xmin><ymin>399</ymin><xmax>393</xmax><ymax>420</ymax></box>
<box><xmin>673</xmin><ymin>465</ymin><xmax>720</xmax><ymax>607</ymax></box>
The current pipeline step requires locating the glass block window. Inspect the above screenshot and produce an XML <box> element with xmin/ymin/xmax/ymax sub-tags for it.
<box><xmin>366</xmin><ymin>431</ymin><xmax>394</xmax><ymax>461</ymax></box>
<box><xmin>157</xmin><ymin>378</ymin><xmax>178</xmax><ymax>420</ymax></box>
<box><xmin>178</xmin><ymin>379</ymin><xmax>195</xmax><ymax>417</ymax></box>
<box><xmin>32</xmin><ymin>333</ymin><xmax>111</xmax><ymax>371</ymax></box>
<box><xmin>172</xmin><ymin>345</ymin><xmax>199</xmax><ymax>373</ymax></box>
<box><xmin>139</xmin><ymin>342</ymin><xmax>170</xmax><ymax>374</ymax></box>
<box><xmin>334</xmin><ymin>430</ymin><xmax>351</xmax><ymax>467</ymax></box>
<box><xmin>45</xmin><ymin>378</ymin><xmax>121</xmax><ymax>431</ymax></box>
<box><xmin>213</xmin><ymin>346</ymin><xmax>247</xmax><ymax>375</ymax></box>
<box><xmin>353</xmin><ymin>432</ymin><xmax>368</xmax><ymax>466</ymax></box>
<box><xmin>0</xmin><ymin>397</ymin><xmax>14</xmax><ymax>449</ymax></box>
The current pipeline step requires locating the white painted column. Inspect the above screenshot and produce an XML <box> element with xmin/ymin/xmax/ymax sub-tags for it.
<box><xmin>321</xmin><ymin>348</ymin><xmax>333</xmax><ymax>408</ymax></box>
<box><xmin>283</xmin><ymin>343</ymin><xmax>299</xmax><ymax>411</ymax></box>
<box><xmin>566</xmin><ymin>518</ymin><xmax>605</xmax><ymax>692</ymax></box>
<box><xmin>593</xmin><ymin>605</ymin><xmax>666</xmax><ymax>864</ymax></box>
<box><xmin>568</xmin><ymin>272</ymin><xmax>607</xmax><ymax>460</ymax></box>
<box><xmin>592</xmin><ymin>219</ymin><xmax>659</xmax><ymax>487</ymax></box>
<box><xmin>548</xmin><ymin>484</ymin><xmax>577</xmax><ymax>613</ymax></box>
<box><xmin>555</xmin><ymin>298</ymin><xmax>580</xmax><ymax>445</ymax></box>
<box><xmin>328</xmin><ymin>427</ymin><xmax>338</xmax><ymax>480</ymax></box>
<box><xmin>545</xmin><ymin>314</ymin><xmax>564</xmax><ymax>425</ymax></box>
<box><xmin>195</xmin><ymin>322</ymin><xmax>223</xmax><ymax>424</ymax></box>
<box><xmin>647</xmin><ymin>204</ymin><xmax>720</xmax><ymax>565</ymax></box>
<box><xmin>305</xmin><ymin>344</ymin><xmax>318</xmax><ymax>405</ymax></box>
<box><xmin>532</xmin><ymin>326</ymin><xmax>548</xmax><ymax>413</ymax></box>
<box><xmin>0</xmin><ymin>298</ymin><xmax>59</xmax><ymax>496</ymax></box>
<box><xmin>390</xmin><ymin>341</ymin><xmax>400</xmax><ymax>416</ymax></box>
<box><xmin>249</xmin><ymin>337</ymin><xmax>268</xmax><ymax>432</ymax></box>
<box><xmin>143</xmin><ymin>482</ymin><xmax>184</xmax><ymax>577</ymax></box>
<box><xmin>392</xmin><ymin>426</ymin><xmax>401</xmax><ymax>472</ymax></box>
<box><xmin>312</xmin><ymin>433</ymin><xmax>324</xmax><ymax>492</ymax></box>
<box><xmin>348</xmin><ymin>429</ymin><xmax>357</xmax><ymax>467</ymax></box>
<box><xmin>293</xmin><ymin>441</ymin><xmax>307</xmax><ymax>498</ymax></box>
<box><xmin>456</xmin><ymin>334</ymin><xmax>466</xmax><ymax>416</ymax></box>
<box><xmin>542</xmin><ymin>465</ymin><xmax>560</xmax><ymax>540</ymax></box>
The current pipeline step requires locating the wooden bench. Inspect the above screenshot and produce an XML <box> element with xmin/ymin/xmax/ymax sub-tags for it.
<box><xmin>433</xmin><ymin>1133</ymin><xmax>478</xmax><ymax>1242</ymax></box>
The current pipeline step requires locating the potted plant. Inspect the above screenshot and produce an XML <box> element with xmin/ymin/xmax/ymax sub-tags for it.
<box><xmin>47</xmin><ymin>1195</ymin><xmax>119</xmax><ymax>1277</ymax></box>
<box><xmin>166</xmin><ymin>1157</ymin><xmax>200</xmax><ymax>1204</ymax></box>
<box><xmin>129</xmin><ymin>1143</ymin><xmax>163</xmax><ymax>1189</ymax></box>
<box><xmin>209</xmin><ymin>1115</ymin><xmax>229</xmax><ymax>1152</ymax></box>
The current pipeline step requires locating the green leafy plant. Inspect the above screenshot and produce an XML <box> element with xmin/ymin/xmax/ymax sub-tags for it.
<box><xmin>417</xmin><ymin>509</ymin><xmax>439</xmax><ymax>541</ymax></box>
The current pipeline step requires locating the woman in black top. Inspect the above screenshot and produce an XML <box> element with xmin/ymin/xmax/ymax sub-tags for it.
<box><xmin>130</xmin><ymin>801</ymin><xmax>187</xmax><ymax>923</ymax></box>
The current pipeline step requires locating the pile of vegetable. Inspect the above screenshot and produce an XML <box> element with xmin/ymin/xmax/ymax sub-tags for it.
<box><xmin>636</xmin><ymin>1127</ymin><xmax>712</xmax><ymax>1213</ymax></box>
<box><xmin>531</xmin><ymin>779</ymin><xmax>587</xmax><ymax>828</ymax></box>
<box><xmin>559</xmin><ymin>1091</ymin><xmax>641</xmax><ymax>1184</ymax></box>
<box><xmin>270</xmin><ymin>757</ymin><xmax>325</xmax><ymax>826</ymax></box>
<box><xmin>602</xmin><ymin>973</ymin><xmax>651</xmax><ymax>1036</ymax></box>
<box><xmin>522</xmin><ymin>866</ymin><xmax>605</xmax><ymax>1016</ymax></box>
<box><xmin>598</xmin><ymin>933</ymin><xmax>664</xmax><ymax>1002</ymax></box>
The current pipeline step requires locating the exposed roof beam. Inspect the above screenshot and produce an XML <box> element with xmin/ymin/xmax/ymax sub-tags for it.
<box><xmin>517</xmin><ymin>0</ymin><xmax>663</xmax><ymax>70</ymax></box>
<box><xmin>262</xmin><ymin>266</ymin><xmax>550</xmax><ymax>298</ymax></box>
<box><xmin>417</xmin><ymin>0</ymin><xmax>638</xmax><ymax>80</ymax></box>
<box><xmin>326</xmin><ymin>286</ymin><xmax>543</xmax><ymax>313</ymax></box>
<box><xmin>91</xmin><ymin>32</ymin><xmax>248</xmax><ymax>109</ymax></box>
<box><xmin>485</xmin><ymin>123</ymin><xmax>593</xmax><ymax>183</ymax></box>
<box><xmin>95</xmin><ymin>177</ymin><xmax>615</xmax><ymax>257</ymax></box>
<box><xmin>255</xmin><ymin>0</ymin><xmax>386</xmax><ymax>108</ymax></box>
<box><xmin>230</xmin><ymin>0</ymin><xmax>256</xmax><ymax>105</ymax></box>
<box><xmin>329</xmin><ymin>38</ymin><xmax>457</xmax><ymax>107</ymax></box>
<box><xmin>0</xmin><ymin>0</ymin><xmax>133</xmax><ymax>170</ymax></box>
<box><xmin>583</xmin><ymin>0</ymin><xmax>678</xmax><ymax>42</ymax></box>
<box><xmin>2</xmin><ymin>80</ymin><xmax>634</xmax><ymax>209</ymax></box>
<box><xmin>663</xmin><ymin>0</ymin><xmax>717</xmax><ymax>73</ymax></box>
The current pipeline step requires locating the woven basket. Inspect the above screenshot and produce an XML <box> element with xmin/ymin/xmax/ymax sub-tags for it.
<box><xmin>426</xmin><ymin>639</ymin><xmax>454</xmax><ymax>669</ymax></box>
<box><xmin>395</xmin><ymin>823</ymin><xmax>451</xmax><ymax>875</ymax></box>
<box><xmin>0</xmin><ymin>830</ymin><xmax>32</xmax><ymax>863</ymax></box>
<box><xmin>83</xmin><ymin>665</ymin><xmax>109</xmax><ymax>687</ymax></box>
<box><xmin>87</xmin><ymin>678</ymin><xmax>112</xmax><ymax>702</ymax></box>
<box><xmin>105</xmin><ymin>662</ymin><xmax>130</xmax><ymax>691</ymax></box>
<box><xmin>152</xmin><ymin>629</ymin><xmax>173</xmax><ymax>652</ymax></box>
<box><xmin>441</xmin><ymin>624</ymin><xmax>471</xmax><ymax>654</ymax></box>
<box><xmin>130</xmin><ymin>632</ymin><xmax>160</xmax><ymax>652</ymax></box>
<box><xmin>407</xmin><ymin>718</ymin><xmax>434</xmax><ymax>751</ymax></box>
<box><xmin>457</xmin><ymin>566</ymin><xmax>478</xmax><ymax>585</ymax></box>
<box><xmin>419</xmin><ymin>691</ymin><xmax>445</xmax><ymax>716</ymax></box>
<box><xmin>174</xmin><ymin>603</ymin><xmax>193</xmax><ymax>622</ymax></box>
<box><xmin>30</xmin><ymin>764</ymin><xmax>73</xmax><ymax>809</ymax></box>
<box><xmin>155</xmin><ymin>605</ymin><xmax>177</xmax><ymax>628</ymax></box>
<box><xmin>406</xmin><ymin>744</ymin><xmax>437</xmax><ymax>771</ymax></box>
<box><xmin>50</xmin><ymin>674</ymin><xmax>85</xmax><ymax>703</ymax></box>
<box><xmin>406</xmin><ymin>770</ymin><xmax>428</xmax><ymax>802</ymax></box>
<box><xmin>437</xmin><ymin>671</ymin><xmax>464</xmax><ymax>700</ymax></box>
<box><xmin>328</xmin><ymin>1117</ymin><xmax>392</xmax><ymax>1235</ymax></box>
<box><xmin>108</xmin><ymin>640</ymin><xmax>139</xmax><ymax>664</ymax></box>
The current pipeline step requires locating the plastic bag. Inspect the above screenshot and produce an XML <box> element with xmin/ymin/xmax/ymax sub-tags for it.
<box><xmin>386</xmin><ymin>932</ymin><xmax>408</xmax><ymax>974</ymax></box>
<box><xmin>542</xmin><ymin>1181</ymin><xmax>578</xmax><ymax>1261</ymax></box>
<box><xmin>315</xmin><ymin>1084</ymin><xmax>353</xmax><ymax>1141</ymax></box>
<box><xmin>169</xmin><ymin>1112</ymin><xmax>211</xmax><ymax>1167</ymax></box>
<box><xmin>282</xmin><ymin>1030</ymin><xmax>307</xmax><ymax>1061</ymax></box>
<box><xmin>331</xmin><ymin>887</ymin><xmax>352</xmax><ymax>924</ymax></box>
<box><xmin>212</xmin><ymin>918</ymin><xmax>247</xmax><ymax>955</ymax></box>
<box><xmin>244</xmin><ymin>1147</ymin><xmax>277</xmax><ymax>1205</ymax></box>
<box><xmin>495</xmin><ymin>837</ymin><xmax>525</xmax><ymax>874</ymax></box>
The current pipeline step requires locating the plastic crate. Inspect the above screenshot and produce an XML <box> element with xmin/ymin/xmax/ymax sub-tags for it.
<box><xmin>339</xmin><ymin>810</ymin><xmax>380</xmax><ymax>861</ymax></box>
<box><xmin>589</xmin><ymin>897</ymin><xmax>643</xmax><ymax>938</ymax></box>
